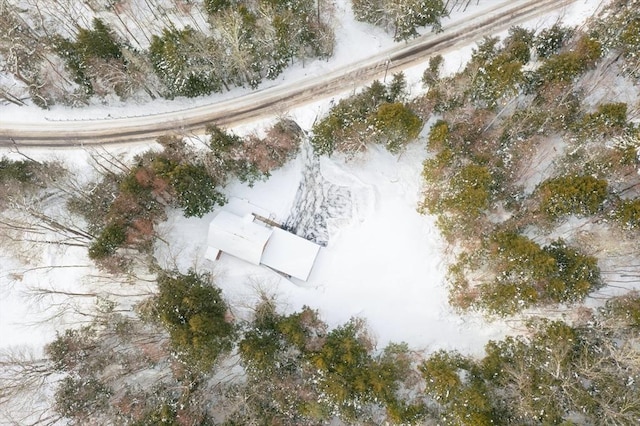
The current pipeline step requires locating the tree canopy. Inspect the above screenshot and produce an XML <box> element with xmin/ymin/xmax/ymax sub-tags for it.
<box><xmin>154</xmin><ymin>271</ymin><xmax>235</xmax><ymax>372</ymax></box>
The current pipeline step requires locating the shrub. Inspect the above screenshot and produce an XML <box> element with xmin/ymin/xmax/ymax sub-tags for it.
<box><xmin>601</xmin><ymin>292</ymin><xmax>640</xmax><ymax>328</ymax></box>
<box><xmin>54</xmin><ymin>18</ymin><xmax>123</xmax><ymax>93</ymax></box>
<box><xmin>154</xmin><ymin>271</ymin><xmax>235</xmax><ymax>372</ymax></box>
<box><xmin>427</xmin><ymin>120</ymin><xmax>449</xmax><ymax>150</ymax></box>
<box><xmin>537</xmin><ymin>35</ymin><xmax>601</xmax><ymax>84</ymax></box>
<box><xmin>576</xmin><ymin>102</ymin><xmax>629</xmax><ymax>139</ymax></box>
<box><xmin>422</xmin><ymin>54</ymin><xmax>444</xmax><ymax>86</ymax></box>
<box><xmin>352</xmin><ymin>0</ymin><xmax>447</xmax><ymax>41</ymax></box>
<box><xmin>471</xmin><ymin>53</ymin><xmax>524</xmax><ymax>108</ymax></box>
<box><xmin>503</xmin><ymin>26</ymin><xmax>534</xmax><ymax>64</ymax></box>
<box><xmin>159</xmin><ymin>162</ymin><xmax>225</xmax><ymax>218</ymax></box>
<box><xmin>420</xmin><ymin>350</ymin><xmax>495</xmax><ymax>424</ymax></box>
<box><xmin>310</xmin><ymin>77</ymin><xmax>412</xmax><ymax>155</ymax></box>
<box><xmin>55</xmin><ymin>376</ymin><xmax>112</xmax><ymax>421</ymax></box>
<box><xmin>310</xmin><ymin>319</ymin><xmax>398</xmax><ymax>419</ymax></box>
<box><xmin>88</xmin><ymin>222</ymin><xmax>127</xmax><ymax>260</ymax></box>
<box><xmin>149</xmin><ymin>27</ymin><xmax>221</xmax><ymax>98</ymax></box>
<box><xmin>613</xmin><ymin>198</ymin><xmax>640</xmax><ymax>229</ymax></box>
<box><xmin>479</xmin><ymin>233</ymin><xmax>601</xmax><ymax>315</ymax></box>
<box><xmin>535</xmin><ymin>24</ymin><xmax>574</xmax><ymax>58</ymax></box>
<box><xmin>543</xmin><ymin>239</ymin><xmax>601</xmax><ymax>303</ymax></box>
<box><xmin>537</xmin><ymin>175</ymin><xmax>608</xmax><ymax>219</ymax></box>
<box><xmin>441</xmin><ymin>164</ymin><xmax>493</xmax><ymax>218</ymax></box>
<box><xmin>372</xmin><ymin>102</ymin><xmax>423</xmax><ymax>153</ymax></box>
<box><xmin>0</xmin><ymin>157</ymin><xmax>35</xmax><ymax>184</ymax></box>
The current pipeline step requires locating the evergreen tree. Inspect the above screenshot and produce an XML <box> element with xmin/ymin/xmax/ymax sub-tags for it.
<box><xmin>154</xmin><ymin>271</ymin><xmax>235</xmax><ymax>372</ymax></box>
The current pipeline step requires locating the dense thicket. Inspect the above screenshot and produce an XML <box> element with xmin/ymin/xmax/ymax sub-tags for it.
<box><xmin>351</xmin><ymin>0</ymin><xmax>447</xmax><ymax>41</ymax></box>
<box><xmin>418</xmin><ymin>6</ymin><xmax>640</xmax><ymax>315</ymax></box>
<box><xmin>421</xmin><ymin>299</ymin><xmax>640</xmax><ymax>424</ymax></box>
<box><xmin>310</xmin><ymin>73</ymin><xmax>423</xmax><ymax>155</ymax></box>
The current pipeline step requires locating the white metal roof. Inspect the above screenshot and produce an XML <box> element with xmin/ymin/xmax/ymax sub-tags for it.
<box><xmin>206</xmin><ymin>211</ymin><xmax>272</xmax><ymax>265</ymax></box>
<box><xmin>261</xmin><ymin>228</ymin><xmax>321</xmax><ymax>281</ymax></box>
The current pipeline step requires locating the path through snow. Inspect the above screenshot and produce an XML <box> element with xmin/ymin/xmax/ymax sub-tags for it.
<box><xmin>284</xmin><ymin>142</ymin><xmax>374</xmax><ymax>247</ymax></box>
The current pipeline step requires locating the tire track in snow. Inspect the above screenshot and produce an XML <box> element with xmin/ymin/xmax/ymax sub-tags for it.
<box><xmin>284</xmin><ymin>142</ymin><xmax>374</xmax><ymax>246</ymax></box>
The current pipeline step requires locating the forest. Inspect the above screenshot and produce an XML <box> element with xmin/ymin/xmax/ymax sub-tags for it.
<box><xmin>2</xmin><ymin>0</ymin><xmax>640</xmax><ymax>424</ymax></box>
<box><xmin>0</xmin><ymin>0</ymin><xmax>446</xmax><ymax>106</ymax></box>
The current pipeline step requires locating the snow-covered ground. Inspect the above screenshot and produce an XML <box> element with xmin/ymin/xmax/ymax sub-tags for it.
<box><xmin>0</xmin><ymin>0</ymin><xmax>611</xmax><ymax>364</ymax></box>
<box><xmin>156</xmin><ymin>139</ymin><xmax>511</xmax><ymax>355</ymax></box>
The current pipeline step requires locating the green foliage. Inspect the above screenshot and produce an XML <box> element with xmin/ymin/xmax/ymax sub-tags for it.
<box><xmin>54</xmin><ymin>18</ymin><xmax>122</xmax><ymax>93</ymax></box>
<box><xmin>503</xmin><ymin>27</ymin><xmax>534</xmax><ymax>64</ymax></box>
<box><xmin>481</xmin><ymin>321</ymin><xmax>580</xmax><ymax>423</ymax></box>
<box><xmin>81</xmin><ymin>145</ymin><xmax>225</xmax><ymax>265</ymax></box>
<box><xmin>130</xmin><ymin>404</ymin><xmax>179</xmax><ymax>426</ymax></box>
<box><xmin>537</xmin><ymin>35</ymin><xmax>601</xmax><ymax>84</ymax></box>
<box><xmin>352</xmin><ymin>0</ymin><xmax>447</xmax><ymax>41</ymax></box>
<box><xmin>155</xmin><ymin>159</ymin><xmax>225</xmax><ymax>218</ymax></box>
<box><xmin>385</xmin><ymin>399</ymin><xmax>426</xmax><ymax>425</ymax></box>
<box><xmin>76</xmin><ymin>19</ymin><xmax>122</xmax><ymax>61</ymax></box>
<box><xmin>478</xmin><ymin>233</ymin><xmax>601</xmax><ymax>315</ymax></box>
<box><xmin>395</xmin><ymin>0</ymin><xmax>447</xmax><ymax>41</ymax></box>
<box><xmin>479</xmin><ymin>315</ymin><xmax>640</xmax><ymax>424</ymax></box>
<box><xmin>312</xmin><ymin>321</ymin><xmax>373</xmax><ymax>398</ymax></box>
<box><xmin>311</xmin><ymin>81</ymin><xmax>388</xmax><ymax>155</ymax></box>
<box><xmin>240</xmin><ymin>304</ymin><xmax>421</xmax><ymax>423</ymax></box>
<box><xmin>239</xmin><ymin>302</ymin><xmax>323</xmax><ymax>375</ymax></box>
<box><xmin>613</xmin><ymin>198</ymin><xmax>640</xmax><ymax>230</ymax></box>
<box><xmin>88</xmin><ymin>222</ymin><xmax>127</xmax><ymax>260</ymax></box>
<box><xmin>238</xmin><ymin>303</ymin><xmax>285</xmax><ymax>374</ymax></box>
<box><xmin>537</xmin><ymin>175</ymin><xmax>608</xmax><ymax>219</ymax></box>
<box><xmin>84</xmin><ymin>164</ymin><xmax>163</xmax><ymax>262</ymax></box>
<box><xmin>576</xmin><ymin>102</ymin><xmax>629</xmax><ymax>139</ymax></box>
<box><xmin>46</xmin><ymin>327</ymin><xmax>97</xmax><ymax>373</ymax></box>
<box><xmin>154</xmin><ymin>270</ymin><xmax>235</xmax><ymax>372</ymax></box>
<box><xmin>420</xmin><ymin>350</ymin><xmax>495</xmax><ymax>424</ymax></box>
<box><xmin>471</xmin><ymin>52</ymin><xmax>524</xmax><ymax>108</ymax></box>
<box><xmin>420</xmin><ymin>350</ymin><xmax>465</xmax><ymax>402</ymax></box>
<box><xmin>55</xmin><ymin>376</ymin><xmax>112</xmax><ymax>421</ymax></box>
<box><xmin>427</xmin><ymin>120</ymin><xmax>449</xmax><ymax>150</ymax></box>
<box><xmin>543</xmin><ymin>239</ymin><xmax>601</xmax><ymax>303</ymax></box>
<box><xmin>238</xmin><ymin>304</ymin><xmax>332</xmax><ymax>422</ymax></box>
<box><xmin>310</xmin><ymin>78</ymin><xmax>411</xmax><ymax>155</ymax></box>
<box><xmin>0</xmin><ymin>157</ymin><xmax>35</xmax><ymax>184</ymax></box>
<box><xmin>208</xmin><ymin>125</ymin><xmax>244</xmax><ymax>153</ymax></box>
<box><xmin>311</xmin><ymin>319</ymin><xmax>397</xmax><ymax>419</ymax></box>
<box><xmin>372</xmin><ymin>102</ymin><xmax>423</xmax><ymax>153</ymax></box>
<box><xmin>422</xmin><ymin>54</ymin><xmax>444</xmax><ymax>86</ymax></box>
<box><xmin>601</xmin><ymin>292</ymin><xmax>640</xmax><ymax>328</ymax></box>
<box><xmin>387</xmin><ymin>72</ymin><xmax>409</xmax><ymax>102</ymax></box>
<box><xmin>535</xmin><ymin>24</ymin><xmax>573</xmax><ymax>58</ymax></box>
<box><xmin>155</xmin><ymin>0</ymin><xmax>332</xmax><ymax>97</ymax></box>
<box><xmin>467</xmin><ymin>30</ymin><xmax>533</xmax><ymax>108</ymax></box>
<box><xmin>149</xmin><ymin>27</ymin><xmax>221</xmax><ymax>98</ymax></box>
<box><xmin>470</xmin><ymin>36</ymin><xmax>501</xmax><ymax>64</ymax></box>
<box><xmin>593</xmin><ymin>3</ymin><xmax>640</xmax><ymax>78</ymax></box>
<box><xmin>204</xmin><ymin>0</ymin><xmax>231</xmax><ymax>14</ymax></box>
<box><xmin>441</xmin><ymin>164</ymin><xmax>493</xmax><ymax>218</ymax></box>
<box><xmin>206</xmin><ymin>125</ymin><xmax>264</xmax><ymax>184</ymax></box>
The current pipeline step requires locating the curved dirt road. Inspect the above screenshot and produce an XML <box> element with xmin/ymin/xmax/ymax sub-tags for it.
<box><xmin>0</xmin><ymin>0</ymin><xmax>575</xmax><ymax>147</ymax></box>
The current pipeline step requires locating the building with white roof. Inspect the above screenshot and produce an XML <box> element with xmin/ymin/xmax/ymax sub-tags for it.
<box><xmin>205</xmin><ymin>210</ymin><xmax>321</xmax><ymax>281</ymax></box>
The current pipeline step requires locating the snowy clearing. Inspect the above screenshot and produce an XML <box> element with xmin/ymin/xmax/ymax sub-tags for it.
<box><xmin>0</xmin><ymin>0</ymin><xmax>613</xmax><ymax>363</ymax></box>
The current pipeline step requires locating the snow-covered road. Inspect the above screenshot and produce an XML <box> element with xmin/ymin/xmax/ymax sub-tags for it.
<box><xmin>0</xmin><ymin>0</ymin><xmax>574</xmax><ymax>147</ymax></box>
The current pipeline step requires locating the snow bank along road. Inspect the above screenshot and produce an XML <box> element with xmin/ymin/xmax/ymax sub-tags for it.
<box><xmin>0</xmin><ymin>0</ymin><xmax>574</xmax><ymax>147</ymax></box>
